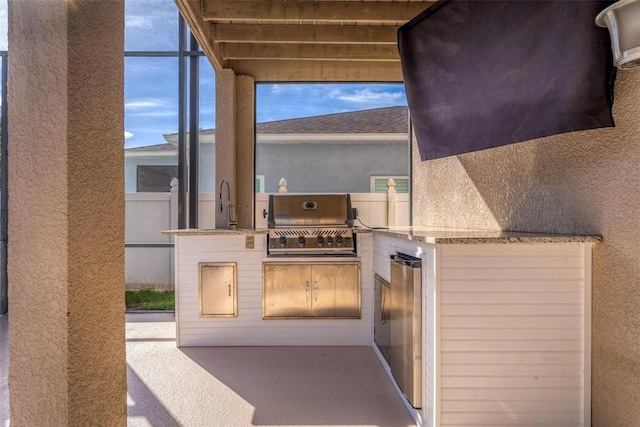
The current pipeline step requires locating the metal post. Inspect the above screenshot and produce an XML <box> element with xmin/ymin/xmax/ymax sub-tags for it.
<box><xmin>1</xmin><ymin>53</ymin><xmax>8</xmax><ymax>314</ymax></box>
<box><xmin>177</xmin><ymin>16</ymin><xmax>187</xmax><ymax>229</ymax></box>
<box><xmin>188</xmin><ymin>34</ymin><xmax>199</xmax><ymax>228</ymax></box>
<box><xmin>407</xmin><ymin>110</ymin><xmax>413</xmax><ymax>227</ymax></box>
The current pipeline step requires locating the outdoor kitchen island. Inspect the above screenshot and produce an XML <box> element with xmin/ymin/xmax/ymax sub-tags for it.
<box><xmin>164</xmin><ymin>226</ymin><xmax>599</xmax><ymax>427</ymax></box>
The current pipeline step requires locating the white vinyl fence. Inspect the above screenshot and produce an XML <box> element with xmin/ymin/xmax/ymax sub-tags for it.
<box><xmin>125</xmin><ymin>178</ymin><xmax>409</xmax><ymax>290</ymax></box>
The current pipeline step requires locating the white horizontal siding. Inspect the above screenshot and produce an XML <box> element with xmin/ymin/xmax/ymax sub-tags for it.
<box><xmin>175</xmin><ymin>233</ymin><xmax>373</xmax><ymax>347</ymax></box>
<box><xmin>439</xmin><ymin>243</ymin><xmax>587</xmax><ymax>427</ymax></box>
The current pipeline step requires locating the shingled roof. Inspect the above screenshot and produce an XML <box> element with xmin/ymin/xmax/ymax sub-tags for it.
<box><xmin>128</xmin><ymin>106</ymin><xmax>409</xmax><ymax>151</ymax></box>
<box><xmin>125</xmin><ymin>142</ymin><xmax>176</xmax><ymax>153</ymax></box>
<box><xmin>200</xmin><ymin>105</ymin><xmax>408</xmax><ymax>135</ymax></box>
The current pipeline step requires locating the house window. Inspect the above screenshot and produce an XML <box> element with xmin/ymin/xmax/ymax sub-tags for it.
<box><xmin>371</xmin><ymin>176</ymin><xmax>409</xmax><ymax>194</ymax></box>
<box><xmin>255</xmin><ymin>175</ymin><xmax>265</xmax><ymax>193</ymax></box>
<box><xmin>136</xmin><ymin>165</ymin><xmax>178</xmax><ymax>192</ymax></box>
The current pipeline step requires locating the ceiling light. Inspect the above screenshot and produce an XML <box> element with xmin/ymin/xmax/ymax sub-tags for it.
<box><xmin>596</xmin><ymin>0</ymin><xmax>640</xmax><ymax>69</ymax></box>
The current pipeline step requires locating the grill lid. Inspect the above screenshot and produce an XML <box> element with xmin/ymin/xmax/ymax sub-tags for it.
<box><xmin>268</xmin><ymin>194</ymin><xmax>354</xmax><ymax>228</ymax></box>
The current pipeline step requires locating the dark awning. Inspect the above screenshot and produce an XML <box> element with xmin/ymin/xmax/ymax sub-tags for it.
<box><xmin>398</xmin><ymin>0</ymin><xmax>616</xmax><ymax>161</ymax></box>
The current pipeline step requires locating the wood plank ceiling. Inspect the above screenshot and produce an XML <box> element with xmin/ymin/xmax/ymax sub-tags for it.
<box><xmin>174</xmin><ymin>0</ymin><xmax>434</xmax><ymax>82</ymax></box>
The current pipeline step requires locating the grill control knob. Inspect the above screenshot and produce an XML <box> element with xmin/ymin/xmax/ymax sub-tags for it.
<box><xmin>277</xmin><ymin>236</ymin><xmax>287</xmax><ymax>247</ymax></box>
<box><xmin>316</xmin><ymin>235</ymin><xmax>325</xmax><ymax>246</ymax></box>
<box><xmin>336</xmin><ymin>235</ymin><xmax>344</xmax><ymax>246</ymax></box>
<box><xmin>297</xmin><ymin>235</ymin><xmax>306</xmax><ymax>247</ymax></box>
<box><xmin>326</xmin><ymin>236</ymin><xmax>333</xmax><ymax>246</ymax></box>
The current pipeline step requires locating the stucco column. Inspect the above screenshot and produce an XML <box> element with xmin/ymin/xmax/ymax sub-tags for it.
<box><xmin>215</xmin><ymin>69</ymin><xmax>237</xmax><ymax>229</ymax></box>
<box><xmin>8</xmin><ymin>1</ymin><xmax>126</xmax><ymax>426</ymax></box>
<box><xmin>215</xmin><ymin>70</ymin><xmax>256</xmax><ymax>229</ymax></box>
<box><xmin>236</xmin><ymin>75</ymin><xmax>256</xmax><ymax>229</ymax></box>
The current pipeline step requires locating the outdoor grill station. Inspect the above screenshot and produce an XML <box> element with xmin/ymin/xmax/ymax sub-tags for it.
<box><xmin>162</xmin><ymin>0</ymin><xmax>637</xmax><ymax>425</ymax></box>
<box><xmin>165</xmin><ymin>191</ymin><xmax>598</xmax><ymax>426</ymax></box>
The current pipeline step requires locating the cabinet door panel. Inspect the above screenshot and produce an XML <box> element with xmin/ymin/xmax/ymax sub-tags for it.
<box><xmin>310</xmin><ymin>265</ymin><xmax>336</xmax><ymax>317</ymax></box>
<box><xmin>312</xmin><ymin>263</ymin><xmax>360</xmax><ymax>318</ymax></box>
<box><xmin>199</xmin><ymin>263</ymin><xmax>237</xmax><ymax>317</ymax></box>
<box><xmin>263</xmin><ymin>264</ymin><xmax>312</xmax><ymax>318</ymax></box>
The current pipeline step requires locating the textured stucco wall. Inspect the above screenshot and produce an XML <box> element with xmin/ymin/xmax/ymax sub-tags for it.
<box><xmin>412</xmin><ymin>71</ymin><xmax>640</xmax><ymax>425</ymax></box>
<box><xmin>8</xmin><ymin>1</ymin><xmax>126</xmax><ymax>426</ymax></box>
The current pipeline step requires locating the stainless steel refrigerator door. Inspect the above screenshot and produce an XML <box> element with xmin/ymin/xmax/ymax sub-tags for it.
<box><xmin>390</xmin><ymin>255</ymin><xmax>422</xmax><ymax>408</ymax></box>
<box><xmin>374</xmin><ymin>274</ymin><xmax>391</xmax><ymax>365</ymax></box>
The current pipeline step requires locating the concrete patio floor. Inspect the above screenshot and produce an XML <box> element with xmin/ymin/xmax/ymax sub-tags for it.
<box><xmin>1</xmin><ymin>313</ymin><xmax>416</xmax><ymax>427</ymax></box>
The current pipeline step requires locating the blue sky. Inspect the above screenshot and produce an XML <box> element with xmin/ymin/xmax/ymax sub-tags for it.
<box><xmin>0</xmin><ymin>0</ymin><xmax>407</xmax><ymax>149</ymax></box>
<box><xmin>123</xmin><ymin>0</ymin><xmax>407</xmax><ymax>148</ymax></box>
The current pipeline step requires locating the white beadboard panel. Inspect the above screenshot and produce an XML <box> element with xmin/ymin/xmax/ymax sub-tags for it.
<box><xmin>441</xmin><ymin>387</ymin><xmax>582</xmax><ymax>401</ymax></box>
<box><xmin>441</xmin><ymin>316</ymin><xmax>582</xmax><ymax>329</ymax></box>
<box><xmin>441</xmin><ymin>243</ymin><xmax>581</xmax><ymax>258</ymax></box>
<box><xmin>441</xmin><ymin>411</ymin><xmax>581</xmax><ymax>425</ymax></box>
<box><xmin>442</xmin><ymin>304</ymin><xmax>583</xmax><ymax>316</ymax></box>
<box><xmin>443</xmin><ymin>351</ymin><xmax>583</xmax><ymax>365</ymax></box>
<box><xmin>442</xmin><ymin>375</ymin><xmax>582</xmax><ymax>389</ymax></box>
<box><xmin>444</xmin><ymin>280</ymin><xmax>583</xmax><ymax>293</ymax></box>
<box><xmin>441</xmin><ymin>292</ymin><xmax>582</xmax><ymax>304</ymax></box>
<box><xmin>175</xmin><ymin>233</ymin><xmax>373</xmax><ymax>347</ymax></box>
<box><xmin>441</xmin><ymin>328</ymin><xmax>582</xmax><ymax>341</ymax></box>
<box><xmin>439</xmin><ymin>243</ymin><xmax>588</xmax><ymax>427</ymax></box>
<box><xmin>441</xmin><ymin>363</ymin><xmax>582</xmax><ymax>376</ymax></box>
<box><xmin>442</xmin><ymin>255</ymin><xmax>583</xmax><ymax>269</ymax></box>
<box><xmin>441</xmin><ymin>267</ymin><xmax>584</xmax><ymax>281</ymax></box>
<box><xmin>441</xmin><ymin>340</ymin><xmax>582</xmax><ymax>352</ymax></box>
<box><xmin>442</xmin><ymin>399</ymin><xmax>582</xmax><ymax>413</ymax></box>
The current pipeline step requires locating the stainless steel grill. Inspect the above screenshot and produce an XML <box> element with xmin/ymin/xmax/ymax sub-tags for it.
<box><xmin>267</xmin><ymin>194</ymin><xmax>356</xmax><ymax>256</ymax></box>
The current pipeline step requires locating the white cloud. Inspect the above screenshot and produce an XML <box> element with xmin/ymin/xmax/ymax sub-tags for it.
<box><xmin>268</xmin><ymin>84</ymin><xmax>308</xmax><ymax>96</ymax></box>
<box><xmin>328</xmin><ymin>88</ymin><xmax>404</xmax><ymax>105</ymax></box>
<box><xmin>125</xmin><ymin>99</ymin><xmax>171</xmax><ymax>110</ymax></box>
<box><xmin>124</xmin><ymin>131</ymin><xmax>134</xmax><ymax>139</ymax></box>
<box><xmin>125</xmin><ymin>15</ymin><xmax>153</xmax><ymax>30</ymax></box>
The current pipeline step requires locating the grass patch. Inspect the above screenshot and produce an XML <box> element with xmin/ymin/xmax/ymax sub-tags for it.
<box><xmin>125</xmin><ymin>289</ymin><xmax>175</xmax><ymax>311</ymax></box>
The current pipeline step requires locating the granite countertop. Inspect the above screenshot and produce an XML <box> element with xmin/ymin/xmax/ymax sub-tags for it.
<box><xmin>366</xmin><ymin>226</ymin><xmax>602</xmax><ymax>245</ymax></box>
<box><xmin>162</xmin><ymin>228</ymin><xmax>270</xmax><ymax>236</ymax></box>
<box><xmin>164</xmin><ymin>226</ymin><xmax>601</xmax><ymax>244</ymax></box>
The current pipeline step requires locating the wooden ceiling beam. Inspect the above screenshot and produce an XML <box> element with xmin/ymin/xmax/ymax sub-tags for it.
<box><xmin>213</xmin><ymin>23</ymin><xmax>400</xmax><ymax>44</ymax></box>
<box><xmin>221</xmin><ymin>43</ymin><xmax>400</xmax><ymax>61</ymax></box>
<box><xmin>228</xmin><ymin>59</ymin><xmax>403</xmax><ymax>82</ymax></box>
<box><xmin>202</xmin><ymin>1</ymin><xmax>429</xmax><ymax>25</ymax></box>
<box><xmin>175</xmin><ymin>0</ymin><xmax>223</xmax><ymax>70</ymax></box>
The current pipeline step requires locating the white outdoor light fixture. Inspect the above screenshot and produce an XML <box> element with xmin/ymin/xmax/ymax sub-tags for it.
<box><xmin>596</xmin><ymin>0</ymin><xmax>640</xmax><ymax>69</ymax></box>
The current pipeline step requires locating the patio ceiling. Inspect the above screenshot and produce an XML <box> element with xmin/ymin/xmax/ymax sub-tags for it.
<box><xmin>174</xmin><ymin>0</ymin><xmax>435</xmax><ymax>82</ymax></box>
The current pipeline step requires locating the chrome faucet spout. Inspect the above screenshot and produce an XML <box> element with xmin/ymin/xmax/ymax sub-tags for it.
<box><xmin>218</xmin><ymin>179</ymin><xmax>237</xmax><ymax>229</ymax></box>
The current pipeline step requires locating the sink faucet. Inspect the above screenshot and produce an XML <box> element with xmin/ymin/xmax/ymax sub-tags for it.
<box><xmin>218</xmin><ymin>179</ymin><xmax>238</xmax><ymax>229</ymax></box>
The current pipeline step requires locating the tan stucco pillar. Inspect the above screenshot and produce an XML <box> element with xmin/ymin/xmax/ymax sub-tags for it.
<box><xmin>8</xmin><ymin>1</ymin><xmax>127</xmax><ymax>426</ymax></box>
<box><xmin>215</xmin><ymin>69</ymin><xmax>237</xmax><ymax>229</ymax></box>
<box><xmin>215</xmin><ymin>69</ymin><xmax>255</xmax><ymax>229</ymax></box>
<box><xmin>236</xmin><ymin>75</ymin><xmax>256</xmax><ymax>228</ymax></box>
